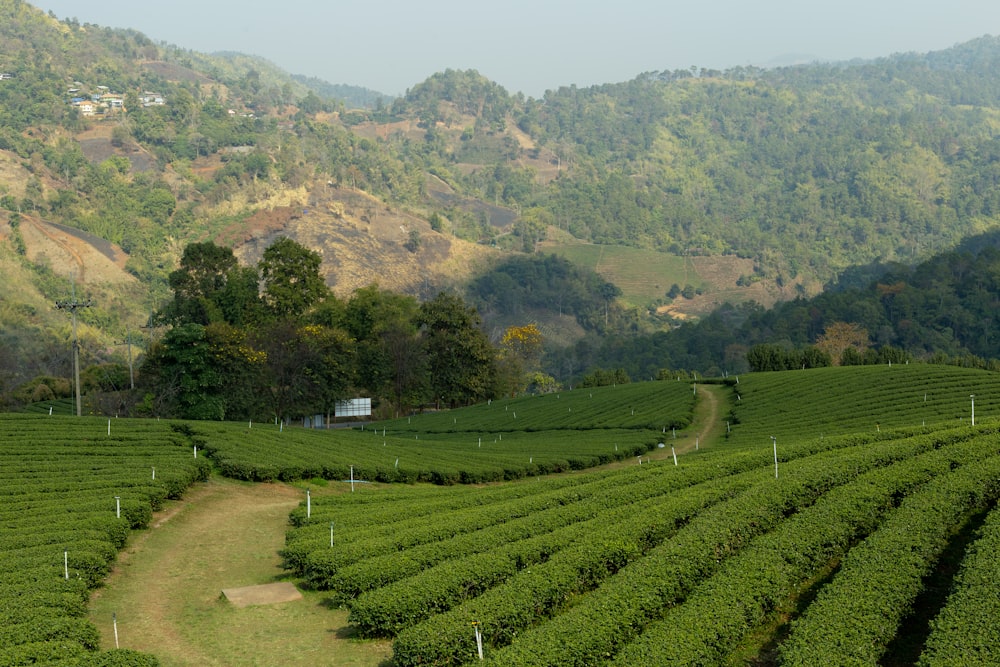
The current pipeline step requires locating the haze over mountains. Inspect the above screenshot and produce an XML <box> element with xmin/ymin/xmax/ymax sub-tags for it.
<box><xmin>37</xmin><ymin>0</ymin><xmax>1000</xmax><ymax>98</ymax></box>
<box><xmin>4</xmin><ymin>0</ymin><xmax>1000</xmax><ymax>396</ymax></box>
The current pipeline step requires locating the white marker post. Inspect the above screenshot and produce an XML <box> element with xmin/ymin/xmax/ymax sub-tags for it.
<box><xmin>152</xmin><ymin>467</ymin><xmax>155</xmax><ymax>480</ymax></box>
<box><xmin>330</xmin><ymin>521</ymin><xmax>334</xmax><ymax>548</ymax></box>
<box><xmin>350</xmin><ymin>466</ymin><xmax>355</xmax><ymax>493</ymax></box>
<box><xmin>113</xmin><ymin>612</ymin><xmax>119</xmax><ymax>649</ymax></box>
<box><xmin>971</xmin><ymin>394</ymin><xmax>976</xmax><ymax>426</ymax></box>
<box><xmin>107</xmin><ymin>419</ymin><xmax>111</xmax><ymax>436</ymax></box>
<box><xmin>114</xmin><ymin>496</ymin><xmax>121</xmax><ymax>519</ymax></box>
<box><xmin>306</xmin><ymin>489</ymin><xmax>311</xmax><ymax>520</ymax></box>
<box><xmin>473</xmin><ymin>621</ymin><xmax>484</xmax><ymax>660</ymax></box>
<box><xmin>671</xmin><ymin>446</ymin><xmax>677</xmax><ymax>466</ymax></box>
<box><xmin>64</xmin><ymin>550</ymin><xmax>69</xmax><ymax>580</ymax></box>
<box><xmin>771</xmin><ymin>436</ymin><xmax>778</xmax><ymax>479</ymax></box>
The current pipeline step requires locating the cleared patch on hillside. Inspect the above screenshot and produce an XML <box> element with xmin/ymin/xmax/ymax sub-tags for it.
<box><xmin>18</xmin><ymin>214</ymin><xmax>133</xmax><ymax>285</ymax></box>
<box><xmin>228</xmin><ymin>184</ymin><xmax>497</xmax><ymax>298</ymax></box>
<box><xmin>542</xmin><ymin>241</ymin><xmax>792</xmax><ymax>320</ymax></box>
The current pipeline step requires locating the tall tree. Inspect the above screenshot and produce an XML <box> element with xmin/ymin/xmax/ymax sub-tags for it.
<box><xmin>815</xmin><ymin>321</ymin><xmax>870</xmax><ymax>366</ymax></box>
<box><xmin>417</xmin><ymin>292</ymin><xmax>499</xmax><ymax>407</ymax></box>
<box><xmin>161</xmin><ymin>241</ymin><xmax>263</xmax><ymax>326</ymax></box>
<box><xmin>139</xmin><ymin>322</ymin><xmax>264</xmax><ymax>420</ymax></box>
<box><xmin>341</xmin><ymin>285</ymin><xmax>424</xmax><ymax>413</ymax></box>
<box><xmin>258</xmin><ymin>237</ymin><xmax>328</xmax><ymax>320</ymax></box>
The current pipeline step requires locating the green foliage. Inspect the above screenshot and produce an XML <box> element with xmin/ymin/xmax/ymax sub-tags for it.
<box><xmin>611</xmin><ymin>435</ymin><xmax>1000</xmax><ymax>666</ymax></box>
<box><xmin>577</xmin><ymin>367</ymin><xmax>630</xmax><ymax>387</ymax></box>
<box><xmin>468</xmin><ymin>254</ymin><xmax>619</xmax><ymax>332</ymax></box>
<box><xmin>917</xmin><ymin>505</ymin><xmax>1000</xmax><ymax>665</ymax></box>
<box><xmin>725</xmin><ymin>364</ymin><xmax>1000</xmax><ymax>447</ymax></box>
<box><xmin>417</xmin><ymin>292</ymin><xmax>500</xmax><ymax>406</ymax></box>
<box><xmin>258</xmin><ymin>237</ymin><xmax>327</xmax><ymax>320</ymax></box>
<box><xmin>746</xmin><ymin>343</ymin><xmax>832</xmax><ymax>371</ymax></box>
<box><xmin>779</xmin><ymin>452</ymin><xmax>1000</xmax><ymax>666</ymax></box>
<box><xmin>0</xmin><ymin>414</ymin><xmax>207</xmax><ymax>665</ymax></box>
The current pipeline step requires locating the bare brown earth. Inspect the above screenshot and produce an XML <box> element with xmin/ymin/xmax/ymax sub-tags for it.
<box><xmin>19</xmin><ymin>214</ymin><xmax>133</xmax><ymax>284</ymax></box>
<box><xmin>229</xmin><ymin>185</ymin><xmax>498</xmax><ymax>298</ymax></box>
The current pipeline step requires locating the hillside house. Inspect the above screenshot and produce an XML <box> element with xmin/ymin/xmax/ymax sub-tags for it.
<box><xmin>141</xmin><ymin>92</ymin><xmax>165</xmax><ymax>106</ymax></box>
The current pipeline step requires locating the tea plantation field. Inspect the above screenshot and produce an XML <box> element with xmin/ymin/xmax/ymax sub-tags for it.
<box><xmin>4</xmin><ymin>365</ymin><xmax>1000</xmax><ymax>665</ymax></box>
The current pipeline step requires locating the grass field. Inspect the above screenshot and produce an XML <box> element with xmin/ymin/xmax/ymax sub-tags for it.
<box><xmin>546</xmin><ymin>242</ymin><xmax>697</xmax><ymax>307</ymax></box>
<box><xmin>541</xmin><ymin>241</ymin><xmax>780</xmax><ymax>319</ymax></box>
<box><xmin>87</xmin><ymin>479</ymin><xmax>392</xmax><ymax>667</ymax></box>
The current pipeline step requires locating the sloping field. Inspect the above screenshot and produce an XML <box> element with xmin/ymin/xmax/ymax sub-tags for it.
<box><xmin>723</xmin><ymin>363</ymin><xmax>1000</xmax><ymax>447</ymax></box>
<box><xmin>4</xmin><ymin>364</ymin><xmax>1000</xmax><ymax>665</ymax></box>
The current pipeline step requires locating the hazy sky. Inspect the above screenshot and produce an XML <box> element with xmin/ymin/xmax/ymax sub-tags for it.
<box><xmin>38</xmin><ymin>0</ymin><xmax>1000</xmax><ymax>98</ymax></box>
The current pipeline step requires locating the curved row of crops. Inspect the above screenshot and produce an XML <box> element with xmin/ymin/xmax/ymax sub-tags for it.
<box><xmin>0</xmin><ymin>415</ymin><xmax>209</xmax><ymax>666</ymax></box>
<box><xmin>7</xmin><ymin>363</ymin><xmax>1000</xmax><ymax>666</ymax></box>
<box><xmin>724</xmin><ymin>363</ymin><xmax>1000</xmax><ymax>446</ymax></box>
<box><xmin>917</xmin><ymin>502</ymin><xmax>1000</xmax><ymax>665</ymax></box>
<box><xmin>193</xmin><ymin>381</ymin><xmax>696</xmax><ymax>484</ymax></box>
<box><xmin>282</xmin><ymin>418</ymin><xmax>1000</xmax><ymax>665</ymax></box>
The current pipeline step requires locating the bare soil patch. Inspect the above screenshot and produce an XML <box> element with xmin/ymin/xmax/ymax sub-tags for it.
<box><xmin>19</xmin><ymin>214</ymin><xmax>133</xmax><ymax>285</ymax></box>
<box><xmin>222</xmin><ymin>582</ymin><xmax>303</xmax><ymax>608</ymax></box>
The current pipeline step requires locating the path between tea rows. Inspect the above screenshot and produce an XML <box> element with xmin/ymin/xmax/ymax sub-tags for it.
<box><xmin>89</xmin><ymin>386</ymin><xmax>726</xmax><ymax>665</ymax></box>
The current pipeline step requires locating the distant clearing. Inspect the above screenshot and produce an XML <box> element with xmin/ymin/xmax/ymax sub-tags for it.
<box><xmin>540</xmin><ymin>241</ymin><xmax>787</xmax><ymax>318</ymax></box>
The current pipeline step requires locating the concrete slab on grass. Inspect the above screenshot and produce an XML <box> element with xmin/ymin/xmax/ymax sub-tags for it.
<box><xmin>222</xmin><ymin>582</ymin><xmax>302</xmax><ymax>607</ymax></box>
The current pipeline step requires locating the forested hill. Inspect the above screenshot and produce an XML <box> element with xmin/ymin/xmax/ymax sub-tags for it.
<box><xmin>5</xmin><ymin>0</ymin><xmax>1000</xmax><ymax>391</ymax></box>
<box><xmin>510</xmin><ymin>37</ymin><xmax>1000</xmax><ymax>281</ymax></box>
<box><xmin>559</xmin><ymin>229</ymin><xmax>1000</xmax><ymax>379</ymax></box>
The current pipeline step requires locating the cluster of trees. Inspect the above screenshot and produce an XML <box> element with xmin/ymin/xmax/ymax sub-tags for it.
<box><xmin>138</xmin><ymin>239</ymin><xmax>543</xmax><ymax>421</ymax></box>
<box><xmin>468</xmin><ymin>254</ymin><xmax>626</xmax><ymax>333</ymax></box>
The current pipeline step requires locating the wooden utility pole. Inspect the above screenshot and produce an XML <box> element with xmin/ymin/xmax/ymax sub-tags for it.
<box><xmin>56</xmin><ymin>294</ymin><xmax>93</xmax><ymax>417</ymax></box>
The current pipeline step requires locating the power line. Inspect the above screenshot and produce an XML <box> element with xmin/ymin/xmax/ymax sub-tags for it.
<box><xmin>55</xmin><ymin>293</ymin><xmax>93</xmax><ymax>417</ymax></box>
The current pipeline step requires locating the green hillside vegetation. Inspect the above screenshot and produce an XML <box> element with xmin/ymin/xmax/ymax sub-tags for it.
<box><xmin>9</xmin><ymin>0</ymin><xmax>1000</xmax><ymax>397</ymax></box>
<box><xmin>8</xmin><ymin>1</ymin><xmax>1000</xmax><ymax>663</ymax></box>
<box><xmin>562</xmin><ymin>230</ymin><xmax>1000</xmax><ymax>381</ymax></box>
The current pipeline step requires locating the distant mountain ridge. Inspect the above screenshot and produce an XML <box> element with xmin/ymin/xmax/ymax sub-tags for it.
<box><xmin>5</xmin><ymin>0</ymin><xmax>1000</xmax><ymax>390</ymax></box>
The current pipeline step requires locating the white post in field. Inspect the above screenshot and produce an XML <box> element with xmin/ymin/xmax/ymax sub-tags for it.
<box><xmin>771</xmin><ymin>436</ymin><xmax>778</xmax><ymax>479</ymax></box>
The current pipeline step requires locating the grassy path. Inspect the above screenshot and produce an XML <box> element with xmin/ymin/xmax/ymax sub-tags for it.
<box><xmin>694</xmin><ymin>383</ymin><xmax>727</xmax><ymax>446</ymax></box>
<box><xmin>88</xmin><ymin>386</ymin><xmax>729</xmax><ymax>664</ymax></box>
<box><xmin>641</xmin><ymin>382</ymin><xmax>728</xmax><ymax>462</ymax></box>
<box><xmin>88</xmin><ymin>478</ymin><xmax>392</xmax><ymax>666</ymax></box>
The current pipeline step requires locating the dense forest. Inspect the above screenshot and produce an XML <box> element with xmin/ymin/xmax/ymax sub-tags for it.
<box><xmin>5</xmin><ymin>0</ymin><xmax>1000</xmax><ymax>414</ymax></box>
